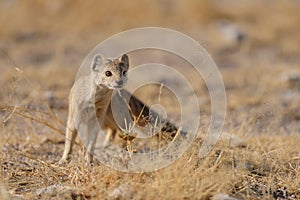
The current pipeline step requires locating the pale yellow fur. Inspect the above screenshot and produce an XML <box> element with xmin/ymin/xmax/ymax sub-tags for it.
<box><xmin>59</xmin><ymin>53</ymin><xmax>183</xmax><ymax>164</ymax></box>
<box><xmin>59</xmin><ymin>54</ymin><xmax>129</xmax><ymax>164</ymax></box>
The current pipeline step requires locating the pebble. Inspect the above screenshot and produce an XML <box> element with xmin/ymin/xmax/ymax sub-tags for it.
<box><xmin>109</xmin><ymin>184</ymin><xmax>136</xmax><ymax>200</ymax></box>
<box><xmin>212</xmin><ymin>193</ymin><xmax>241</xmax><ymax>200</ymax></box>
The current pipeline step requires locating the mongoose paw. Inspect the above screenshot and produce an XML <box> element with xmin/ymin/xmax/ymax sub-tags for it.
<box><xmin>180</xmin><ymin>130</ymin><xmax>188</xmax><ymax>137</ymax></box>
<box><xmin>84</xmin><ymin>153</ymin><xmax>94</xmax><ymax>165</ymax></box>
<box><xmin>58</xmin><ymin>157</ymin><xmax>69</xmax><ymax>165</ymax></box>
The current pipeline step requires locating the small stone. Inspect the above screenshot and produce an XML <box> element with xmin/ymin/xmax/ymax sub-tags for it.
<box><xmin>206</xmin><ymin>19</ymin><xmax>246</xmax><ymax>53</ymax></box>
<box><xmin>36</xmin><ymin>184</ymin><xmax>83</xmax><ymax>199</ymax></box>
<box><xmin>203</xmin><ymin>132</ymin><xmax>245</xmax><ymax>148</ymax></box>
<box><xmin>282</xmin><ymin>71</ymin><xmax>300</xmax><ymax>90</ymax></box>
<box><xmin>220</xmin><ymin>132</ymin><xmax>245</xmax><ymax>148</ymax></box>
<box><xmin>288</xmin><ymin>74</ymin><xmax>300</xmax><ymax>90</ymax></box>
<box><xmin>218</xmin><ymin>20</ymin><xmax>245</xmax><ymax>44</ymax></box>
<box><xmin>212</xmin><ymin>193</ymin><xmax>241</xmax><ymax>200</ymax></box>
<box><xmin>109</xmin><ymin>184</ymin><xmax>136</xmax><ymax>200</ymax></box>
<box><xmin>36</xmin><ymin>184</ymin><xmax>61</xmax><ymax>196</ymax></box>
<box><xmin>198</xmin><ymin>132</ymin><xmax>245</xmax><ymax>158</ymax></box>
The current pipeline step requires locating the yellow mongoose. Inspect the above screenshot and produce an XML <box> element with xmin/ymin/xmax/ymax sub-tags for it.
<box><xmin>59</xmin><ymin>54</ymin><xmax>182</xmax><ymax>164</ymax></box>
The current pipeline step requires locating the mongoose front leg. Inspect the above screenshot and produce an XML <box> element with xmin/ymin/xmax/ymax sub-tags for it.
<box><xmin>84</xmin><ymin>115</ymin><xmax>100</xmax><ymax>164</ymax></box>
<box><xmin>84</xmin><ymin>133</ymin><xmax>97</xmax><ymax>164</ymax></box>
<box><xmin>59</xmin><ymin>119</ymin><xmax>77</xmax><ymax>164</ymax></box>
<box><xmin>84</xmin><ymin>128</ymin><xmax>117</xmax><ymax>164</ymax></box>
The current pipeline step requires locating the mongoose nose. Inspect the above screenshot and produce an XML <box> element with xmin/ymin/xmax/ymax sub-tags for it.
<box><xmin>117</xmin><ymin>80</ymin><xmax>123</xmax><ymax>85</ymax></box>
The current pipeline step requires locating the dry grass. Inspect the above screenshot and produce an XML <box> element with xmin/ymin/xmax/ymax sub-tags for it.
<box><xmin>1</xmin><ymin>0</ymin><xmax>300</xmax><ymax>199</ymax></box>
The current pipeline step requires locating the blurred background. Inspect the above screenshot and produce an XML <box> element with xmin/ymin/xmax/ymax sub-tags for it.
<box><xmin>1</xmin><ymin>0</ymin><xmax>299</xmax><ymax>66</ymax></box>
<box><xmin>0</xmin><ymin>0</ymin><xmax>299</xmax><ymax>133</ymax></box>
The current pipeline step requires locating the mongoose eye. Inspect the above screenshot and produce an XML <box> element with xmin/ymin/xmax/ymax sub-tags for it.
<box><xmin>105</xmin><ymin>71</ymin><xmax>112</xmax><ymax>77</ymax></box>
<box><xmin>122</xmin><ymin>71</ymin><xmax>127</xmax><ymax>75</ymax></box>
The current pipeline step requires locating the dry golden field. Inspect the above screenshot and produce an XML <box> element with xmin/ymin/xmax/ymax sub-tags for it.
<box><xmin>0</xmin><ymin>0</ymin><xmax>300</xmax><ymax>199</ymax></box>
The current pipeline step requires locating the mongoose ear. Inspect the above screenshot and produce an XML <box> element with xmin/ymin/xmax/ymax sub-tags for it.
<box><xmin>120</xmin><ymin>54</ymin><xmax>129</xmax><ymax>68</ymax></box>
<box><xmin>91</xmin><ymin>54</ymin><xmax>105</xmax><ymax>72</ymax></box>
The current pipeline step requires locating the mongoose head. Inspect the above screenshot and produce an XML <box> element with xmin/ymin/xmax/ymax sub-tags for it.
<box><xmin>91</xmin><ymin>54</ymin><xmax>129</xmax><ymax>89</ymax></box>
